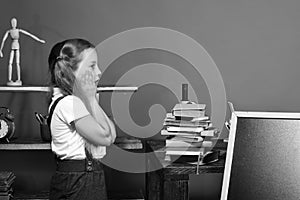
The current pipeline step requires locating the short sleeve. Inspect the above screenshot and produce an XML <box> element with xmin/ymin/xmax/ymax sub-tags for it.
<box><xmin>56</xmin><ymin>96</ymin><xmax>90</xmax><ymax>124</ymax></box>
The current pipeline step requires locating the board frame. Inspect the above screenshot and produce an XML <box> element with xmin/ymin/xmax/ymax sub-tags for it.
<box><xmin>220</xmin><ymin>111</ymin><xmax>300</xmax><ymax>200</ymax></box>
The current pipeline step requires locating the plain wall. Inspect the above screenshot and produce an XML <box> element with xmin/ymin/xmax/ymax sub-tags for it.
<box><xmin>1</xmin><ymin>0</ymin><xmax>300</xmax><ymax>199</ymax></box>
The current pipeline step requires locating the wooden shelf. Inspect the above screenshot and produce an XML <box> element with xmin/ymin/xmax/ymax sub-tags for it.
<box><xmin>98</xmin><ymin>86</ymin><xmax>138</xmax><ymax>92</ymax></box>
<box><xmin>14</xmin><ymin>190</ymin><xmax>145</xmax><ymax>200</ymax></box>
<box><xmin>0</xmin><ymin>143</ymin><xmax>50</xmax><ymax>150</ymax></box>
<box><xmin>0</xmin><ymin>137</ymin><xmax>143</xmax><ymax>150</ymax></box>
<box><xmin>0</xmin><ymin>86</ymin><xmax>138</xmax><ymax>92</ymax></box>
<box><xmin>14</xmin><ymin>191</ymin><xmax>49</xmax><ymax>200</ymax></box>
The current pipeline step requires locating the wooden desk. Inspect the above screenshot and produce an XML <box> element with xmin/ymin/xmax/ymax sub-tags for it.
<box><xmin>145</xmin><ymin>140</ymin><xmax>226</xmax><ymax>200</ymax></box>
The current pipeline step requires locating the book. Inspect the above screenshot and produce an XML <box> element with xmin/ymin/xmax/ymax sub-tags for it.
<box><xmin>0</xmin><ymin>187</ymin><xmax>13</xmax><ymax>195</ymax></box>
<box><xmin>165</xmin><ymin>140</ymin><xmax>213</xmax><ymax>148</ymax></box>
<box><xmin>0</xmin><ymin>172</ymin><xmax>15</xmax><ymax>188</ymax></box>
<box><xmin>165</xmin><ymin>147</ymin><xmax>206</xmax><ymax>156</ymax></box>
<box><xmin>165</xmin><ymin>113</ymin><xmax>175</xmax><ymax>119</ymax></box>
<box><xmin>167</xmin><ymin>135</ymin><xmax>204</xmax><ymax>142</ymax></box>
<box><xmin>165</xmin><ymin>112</ymin><xmax>209</xmax><ymax>122</ymax></box>
<box><xmin>173</xmin><ymin>103</ymin><xmax>206</xmax><ymax>111</ymax></box>
<box><xmin>164</xmin><ymin>120</ymin><xmax>211</xmax><ymax>128</ymax></box>
<box><xmin>161</xmin><ymin>129</ymin><xmax>218</xmax><ymax>138</ymax></box>
<box><xmin>166</xmin><ymin>126</ymin><xmax>204</xmax><ymax>133</ymax></box>
<box><xmin>161</xmin><ymin>129</ymin><xmax>199</xmax><ymax>136</ymax></box>
<box><xmin>0</xmin><ymin>195</ymin><xmax>12</xmax><ymax>200</ymax></box>
<box><xmin>174</xmin><ymin>116</ymin><xmax>209</xmax><ymax>121</ymax></box>
<box><xmin>173</xmin><ymin>110</ymin><xmax>205</xmax><ymax>118</ymax></box>
<box><xmin>191</xmin><ymin>116</ymin><xmax>209</xmax><ymax>121</ymax></box>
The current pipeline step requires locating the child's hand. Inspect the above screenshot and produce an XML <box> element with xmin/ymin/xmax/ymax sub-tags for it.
<box><xmin>74</xmin><ymin>70</ymin><xmax>97</xmax><ymax>102</ymax></box>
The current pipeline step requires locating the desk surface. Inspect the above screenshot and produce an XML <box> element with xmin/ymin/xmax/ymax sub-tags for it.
<box><xmin>164</xmin><ymin>156</ymin><xmax>225</xmax><ymax>174</ymax></box>
<box><xmin>145</xmin><ymin>139</ymin><xmax>226</xmax><ymax>175</ymax></box>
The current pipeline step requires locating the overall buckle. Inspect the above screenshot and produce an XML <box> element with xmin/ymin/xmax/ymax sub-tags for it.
<box><xmin>86</xmin><ymin>160</ymin><xmax>93</xmax><ymax>172</ymax></box>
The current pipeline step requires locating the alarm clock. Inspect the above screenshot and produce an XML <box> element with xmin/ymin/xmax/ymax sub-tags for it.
<box><xmin>0</xmin><ymin>107</ymin><xmax>15</xmax><ymax>142</ymax></box>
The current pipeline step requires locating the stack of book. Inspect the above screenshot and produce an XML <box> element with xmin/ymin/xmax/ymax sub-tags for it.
<box><xmin>161</xmin><ymin>102</ymin><xmax>220</xmax><ymax>165</ymax></box>
<box><xmin>0</xmin><ymin>172</ymin><xmax>15</xmax><ymax>200</ymax></box>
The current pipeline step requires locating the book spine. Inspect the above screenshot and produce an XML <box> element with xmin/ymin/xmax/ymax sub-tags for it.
<box><xmin>166</xmin><ymin>126</ymin><xmax>204</xmax><ymax>133</ymax></box>
<box><xmin>173</xmin><ymin>110</ymin><xmax>206</xmax><ymax>118</ymax></box>
<box><xmin>165</xmin><ymin>140</ymin><xmax>212</xmax><ymax>148</ymax></box>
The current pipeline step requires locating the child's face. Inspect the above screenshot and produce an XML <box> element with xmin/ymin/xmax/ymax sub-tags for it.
<box><xmin>74</xmin><ymin>48</ymin><xmax>101</xmax><ymax>86</ymax></box>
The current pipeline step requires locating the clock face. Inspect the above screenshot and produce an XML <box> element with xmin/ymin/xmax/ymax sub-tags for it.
<box><xmin>0</xmin><ymin>119</ymin><xmax>9</xmax><ymax>138</ymax></box>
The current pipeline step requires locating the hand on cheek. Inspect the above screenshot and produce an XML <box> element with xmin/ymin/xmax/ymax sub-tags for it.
<box><xmin>74</xmin><ymin>70</ymin><xmax>97</xmax><ymax>102</ymax></box>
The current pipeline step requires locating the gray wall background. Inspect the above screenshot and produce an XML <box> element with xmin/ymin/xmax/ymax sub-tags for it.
<box><xmin>0</xmin><ymin>0</ymin><xmax>300</xmax><ymax>199</ymax></box>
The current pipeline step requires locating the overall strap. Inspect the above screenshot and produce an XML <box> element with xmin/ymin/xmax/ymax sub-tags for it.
<box><xmin>85</xmin><ymin>147</ymin><xmax>96</xmax><ymax>172</ymax></box>
<box><xmin>85</xmin><ymin>147</ymin><xmax>93</xmax><ymax>161</ymax></box>
<box><xmin>47</xmin><ymin>96</ymin><xmax>66</xmax><ymax>127</ymax></box>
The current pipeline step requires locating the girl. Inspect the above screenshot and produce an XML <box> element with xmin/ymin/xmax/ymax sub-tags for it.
<box><xmin>47</xmin><ymin>38</ymin><xmax>116</xmax><ymax>200</ymax></box>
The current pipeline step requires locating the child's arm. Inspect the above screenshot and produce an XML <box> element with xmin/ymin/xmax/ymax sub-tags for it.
<box><xmin>102</xmin><ymin>112</ymin><xmax>116</xmax><ymax>144</ymax></box>
<box><xmin>73</xmin><ymin>70</ymin><xmax>115</xmax><ymax>146</ymax></box>
<box><xmin>87</xmin><ymin>98</ymin><xmax>115</xmax><ymax>142</ymax></box>
<box><xmin>73</xmin><ymin>103</ymin><xmax>113</xmax><ymax>146</ymax></box>
<box><xmin>95</xmin><ymin>93</ymin><xmax>116</xmax><ymax>143</ymax></box>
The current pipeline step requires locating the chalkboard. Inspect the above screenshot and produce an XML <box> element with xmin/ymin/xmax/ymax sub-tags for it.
<box><xmin>221</xmin><ymin>111</ymin><xmax>300</xmax><ymax>200</ymax></box>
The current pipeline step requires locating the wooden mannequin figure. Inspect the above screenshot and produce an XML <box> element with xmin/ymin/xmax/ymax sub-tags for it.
<box><xmin>0</xmin><ymin>18</ymin><xmax>45</xmax><ymax>86</ymax></box>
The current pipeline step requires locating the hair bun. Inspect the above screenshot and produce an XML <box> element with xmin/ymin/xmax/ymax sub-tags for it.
<box><xmin>56</xmin><ymin>55</ymin><xmax>70</xmax><ymax>62</ymax></box>
<box><xmin>56</xmin><ymin>56</ymin><xmax>63</xmax><ymax>61</ymax></box>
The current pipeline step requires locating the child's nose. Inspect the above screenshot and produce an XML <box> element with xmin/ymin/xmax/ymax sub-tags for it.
<box><xmin>95</xmin><ymin>65</ymin><xmax>102</xmax><ymax>77</ymax></box>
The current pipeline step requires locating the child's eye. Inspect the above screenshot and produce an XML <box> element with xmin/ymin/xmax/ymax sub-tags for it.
<box><xmin>90</xmin><ymin>64</ymin><xmax>95</xmax><ymax>69</ymax></box>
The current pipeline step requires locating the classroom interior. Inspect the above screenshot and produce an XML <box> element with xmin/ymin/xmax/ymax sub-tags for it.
<box><xmin>0</xmin><ymin>0</ymin><xmax>300</xmax><ymax>200</ymax></box>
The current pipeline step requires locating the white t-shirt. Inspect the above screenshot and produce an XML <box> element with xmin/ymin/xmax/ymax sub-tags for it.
<box><xmin>49</xmin><ymin>88</ymin><xmax>106</xmax><ymax>160</ymax></box>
